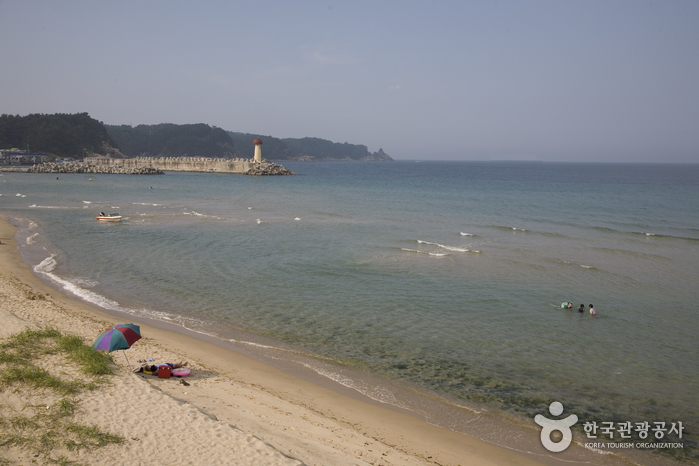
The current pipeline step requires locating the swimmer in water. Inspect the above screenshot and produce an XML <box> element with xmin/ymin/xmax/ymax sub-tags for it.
<box><xmin>589</xmin><ymin>304</ymin><xmax>597</xmax><ymax>316</ymax></box>
<box><xmin>578</xmin><ymin>304</ymin><xmax>585</xmax><ymax>313</ymax></box>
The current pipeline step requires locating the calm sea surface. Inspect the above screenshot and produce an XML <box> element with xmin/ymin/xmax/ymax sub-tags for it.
<box><xmin>2</xmin><ymin>162</ymin><xmax>698</xmax><ymax>465</ymax></box>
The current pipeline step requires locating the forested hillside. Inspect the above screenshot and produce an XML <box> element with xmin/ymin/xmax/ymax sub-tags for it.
<box><xmin>228</xmin><ymin>132</ymin><xmax>392</xmax><ymax>161</ymax></box>
<box><xmin>106</xmin><ymin>124</ymin><xmax>235</xmax><ymax>158</ymax></box>
<box><xmin>283</xmin><ymin>137</ymin><xmax>392</xmax><ymax>161</ymax></box>
<box><xmin>0</xmin><ymin>113</ymin><xmax>116</xmax><ymax>158</ymax></box>
<box><xmin>1</xmin><ymin>113</ymin><xmax>391</xmax><ymax>161</ymax></box>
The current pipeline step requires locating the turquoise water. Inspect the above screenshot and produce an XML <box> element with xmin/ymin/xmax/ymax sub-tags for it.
<box><xmin>2</xmin><ymin>162</ymin><xmax>698</xmax><ymax>465</ymax></box>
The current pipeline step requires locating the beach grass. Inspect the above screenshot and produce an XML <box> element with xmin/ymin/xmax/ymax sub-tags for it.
<box><xmin>0</xmin><ymin>328</ymin><xmax>123</xmax><ymax>464</ymax></box>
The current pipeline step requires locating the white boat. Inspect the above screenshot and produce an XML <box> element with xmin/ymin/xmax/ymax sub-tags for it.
<box><xmin>96</xmin><ymin>212</ymin><xmax>122</xmax><ymax>222</ymax></box>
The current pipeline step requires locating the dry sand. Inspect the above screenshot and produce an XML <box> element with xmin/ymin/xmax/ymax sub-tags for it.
<box><xmin>0</xmin><ymin>215</ymin><xmax>543</xmax><ymax>465</ymax></box>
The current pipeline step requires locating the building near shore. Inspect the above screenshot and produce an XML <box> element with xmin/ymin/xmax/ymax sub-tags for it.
<box><xmin>0</xmin><ymin>149</ymin><xmax>49</xmax><ymax>165</ymax></box>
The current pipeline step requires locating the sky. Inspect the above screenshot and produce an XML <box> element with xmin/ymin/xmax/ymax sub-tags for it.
<box><xmin>1</xmin><ymin>0</ymin><xmax>698</xmax><ymax>162</ymax></box>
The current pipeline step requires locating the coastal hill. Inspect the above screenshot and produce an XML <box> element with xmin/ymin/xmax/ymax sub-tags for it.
<box><xmin>0</xmin><ymin>113</ymin><xmax>117</xmax><ymax>158</ymax></box>
<box><xmin>106</xmin><ymin>123</ymin><xmax>235</xmax><ymax>159</ymax></box>
<box><xmin>0</xmin><ymin>113</ymin><xmax>392</xmax><ymax>161</ymax></box>
<box><xmin>227</xmin><ymin>132</ymin><xmax>393</xmax><ymax>162</ymax></box>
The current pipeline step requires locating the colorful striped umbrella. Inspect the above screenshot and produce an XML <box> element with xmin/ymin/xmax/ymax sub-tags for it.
<box><xmin>92</xmin><ymin>324</ymin><xmax>141</xmax><ymax>352</ymax></box>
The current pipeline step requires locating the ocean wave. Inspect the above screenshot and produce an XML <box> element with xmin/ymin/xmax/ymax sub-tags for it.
<box><xmin>301</xmin><ymin>363</ymin><xmax>403</xmax><ymax>407</ymax></box>
<box><xmin>459</xmin><ymin>232</ymin><xmax>474</xmax><ymax>236</ymax></box>
<box><xmin>133</xmin><ymin>202</ymin><xmax>163</xmax><ymax>206</ymax></box>
<box><xmin>589</xmin><ymin>247</ymin><xmax>671</xmax><ymax>261</ymax></box>
<box><xmin>71</xmin><ymin>277</ymin><xmax>99</xmax><ymax>288</ymax></box>
<box><xmin>401</xmin><ymin>248</ymin><xmax>448</xmax><ymax>257</ymax></box>
<box><xmin>82</xmin><ymin>200</ymin><xmax>92</xmax><ymax>204</ymax></box>
<box><xmin>592</xmin><ymin>226</ymin><xmax>699</xmax><ymax>243</ymax></box>
<box><xmin>487</xmin><ymin>225</ymin><xmax>575</xmax><ymax>238</ymax></box>
<box><xmin>33</xmin><ymin>255</ymin><xmax>124</xmax><ymax>311</ymax></box>
<box><xmin>26</xmin><ymin>233</ymin><xmax>39</xmax><ymax>245</ymax></box>
<box><xmin>417</xmin><ymin>240</ymin><xmax>470</xmax><ymax>252</ymax></box>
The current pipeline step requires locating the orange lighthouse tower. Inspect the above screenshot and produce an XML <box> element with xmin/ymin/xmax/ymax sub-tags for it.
<box><xmin>253</xmin><ymin>138</ymin><xmax>263</xmax><ymax>163</ymax></box>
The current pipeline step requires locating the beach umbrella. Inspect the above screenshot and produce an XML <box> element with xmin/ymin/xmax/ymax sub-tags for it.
<box><xmin>92</xmin><ymin>324</ymin><xmax>141</xmax><ymax>368</ymax></box>
<box><xmin>93</xmin><ymin>324</ymin><xmax>141</xmax><ymax>352</ymax></box>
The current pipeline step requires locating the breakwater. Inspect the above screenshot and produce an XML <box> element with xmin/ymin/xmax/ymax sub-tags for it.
<box><xmin>26</xmin><ymin>162</ymin><xmax>163</xmax><ymax>175</ymax></box>
<box><xmin>84</xmin><ymin>156</ymin><xmax>295</xmax><ymax>175</ymax></box>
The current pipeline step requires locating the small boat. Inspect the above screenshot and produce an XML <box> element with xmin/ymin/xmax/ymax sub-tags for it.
<box><xmin>96</xmin><ymin>212</ymin><xmax>122</xmax><ymax>222</ymax></box>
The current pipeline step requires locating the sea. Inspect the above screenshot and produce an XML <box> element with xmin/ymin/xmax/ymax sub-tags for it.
<box><xmin>1</xmin><ymin>161</ymin><xmax>698</xmax><ymax>465</ymax></box>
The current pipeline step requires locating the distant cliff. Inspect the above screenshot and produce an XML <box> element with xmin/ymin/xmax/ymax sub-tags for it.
<box><xmin>227</xmin><ymin>132</ymin><xmax>393</xmax><ymax>162</ymax></box>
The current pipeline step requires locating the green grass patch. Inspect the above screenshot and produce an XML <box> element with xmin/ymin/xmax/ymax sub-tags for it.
<box><xmin>58</xmin><ymin>335</ymin><xmax>114</xmax><ymax>377</ymax></box>
<box><xmin>0</xmin><ymin>328</ymin><xmax>125</xmax><ymax>464</ymax></box>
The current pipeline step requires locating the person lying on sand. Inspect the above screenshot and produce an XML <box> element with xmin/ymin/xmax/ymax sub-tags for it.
<box><xmin>133</xmin><ymin>361</ymin><xmax>188</xmax><ymax>373</ymax></box>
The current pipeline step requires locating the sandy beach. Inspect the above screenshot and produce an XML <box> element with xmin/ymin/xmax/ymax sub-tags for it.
<box><xmin>0</xmin><ymin>215</ymin><xmax>544</xmax><ymax>465</ymax></box>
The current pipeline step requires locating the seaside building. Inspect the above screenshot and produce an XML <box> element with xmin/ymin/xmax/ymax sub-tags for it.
<box><xmin>0</xmin><ymin>149</ymin><xmax>49</xmax><ymax>165</ymax></box>
<box><xmin>253</xmin><ymin>138</ymin><xmax>263</xmax><ymax>163</ymax></box>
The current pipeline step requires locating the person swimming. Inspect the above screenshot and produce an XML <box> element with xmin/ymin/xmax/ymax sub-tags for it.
<box><xmin>589</xmin><ymin>304</ymin><xmax>597</xmax><ymax>316</ymax></box>
<box><xmin>561</xmin><ymin>302</ymin><xmax>572</xmax><ymax>309</ymax></box>
<box><xmin>578</xmin><ymin>304</ymin><xmax>585</xmax><ymax>313</ymax></box>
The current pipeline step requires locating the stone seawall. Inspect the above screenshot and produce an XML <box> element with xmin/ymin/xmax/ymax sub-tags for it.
<box><xmin>27</xmin><ymin>162</ymin><xmax>162</xmax><ymax>175</ymax></box>
<box><xmin>83</xmin><ymin>156</ymin><xmax>294</xmax><ymax>175</ymax></box>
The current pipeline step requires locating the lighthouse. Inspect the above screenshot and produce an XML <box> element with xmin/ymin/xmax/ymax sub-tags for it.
<box><xmin>253</xmin><ymin>138</ymin><xmax>263</xmax><ymax>163</ymax></box>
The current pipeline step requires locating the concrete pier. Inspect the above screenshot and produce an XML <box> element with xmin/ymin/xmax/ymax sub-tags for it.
<box><xmin>82</xmin><ymin>156</ymin><xmax>294</xmax><ymax>175</ymax></box>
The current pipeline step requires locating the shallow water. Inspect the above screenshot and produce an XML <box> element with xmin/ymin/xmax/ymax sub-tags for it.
<box><xmin>2</xmin><ymin>162</ymin><xmax>697</xmax><ymax>464</ymax></box>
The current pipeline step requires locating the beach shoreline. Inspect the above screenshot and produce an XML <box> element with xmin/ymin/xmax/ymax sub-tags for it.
<box><xmin>1</xmin><ymin>214</ymin><xmax>549</xmax><ymax>465</ymax></box>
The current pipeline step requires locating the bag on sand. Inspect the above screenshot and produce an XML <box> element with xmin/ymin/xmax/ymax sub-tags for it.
<box><xmin>158</xmin><ymin>365</ymin><xmax>171</xmax><ymax>378</ymax></box>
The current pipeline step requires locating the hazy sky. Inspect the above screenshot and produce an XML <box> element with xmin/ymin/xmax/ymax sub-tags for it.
<box><xmin>1</xmin><ymin>1</ymin><xmax>698</xmax><ymax>162</ymax></box>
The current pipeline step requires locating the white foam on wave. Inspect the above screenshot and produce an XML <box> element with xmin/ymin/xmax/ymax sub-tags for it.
<box><xmin>16</xmin><ymin>193</ymin><xmax>22</xmax><ymax>197</ymax></box>
<box><xmin>26</xmin><ymin>233</ymin><xmax>39</xmax><ymax>245</ymax></box>
<box><xmin>581</xmin><ymin>265</ymin><xmax>593</xmax><ymax>269</ymax></box>
<box><xmin>133</xmin><ymin>202</ymin><xmax>163</xmax><ymax>206</ymax></box>
<box><xmin>71</xmin><ymin>277</ymin><xmax>99</xmax><ymax>288</ymax></box>
<box><xmin>300</xmin><ymin>362</ymin><xmax>403</xmax><ymax>407</ymax></box>
<box><xmin>511</xmin><ymin>227</ymin><xmax>527</xmax><ymax>231</ymax></box>
<box><xmin>401</xmin><ymin>248</ymin><xmax>448</xmax><ymax>257</ymax></box>
<box><xmin>34</xmin><ymin>254</ymin><xmax>122</xmax><ymax>311</ymax></box>
<box><xmin>417</xmin><ymin>240</ymin><xmax>470</xmax><ymax>252</ymax></box>
<box><xmin>294</xmin><ymin>217</ymin><xmax>301</xmax><ymax>221</ymax></box>
<box><xmin>29</xmin><ymin>221</ymin><xmax>38</xmax><ymax>230</ymax></box>
<box><xmin>82</xmin><ymin>201</ymin><xmax>91</xmax><ymax>204</ymax></box>
<box><xmin>256</xmin><ymin>219</ymin><xmax>262</xmax><ymax>224</ymax></box>
<box><xmin>34</xmin><ymin>254</ymin><xmax>58</xmax><ymax>274</ymax></box>
<box><xmin>227</xmin><ymin>338</ymin><xmax>281</xmax><ymax>351</ymax></box>
<box><xmin>645</xmin><ymin>232</ymin><xmax>656</xmax><ymax>236</ymax></box>
<box><xmin>459</xmin><ymin>232</ymin><xmax>473</xmax><ymax>236</ymax></box>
